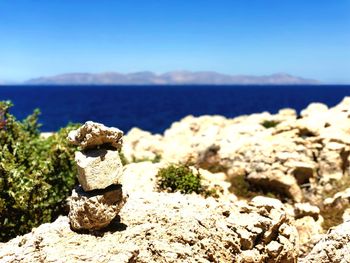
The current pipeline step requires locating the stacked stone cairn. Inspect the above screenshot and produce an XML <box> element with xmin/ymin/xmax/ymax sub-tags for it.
<box><xmin>67</xmin><ymin>121</ymin><xmax>127</xmax><ymax>231</ymax></box>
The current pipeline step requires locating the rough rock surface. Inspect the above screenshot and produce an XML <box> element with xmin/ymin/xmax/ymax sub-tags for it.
<box><xmin>122</xmin><ymin>97</ymin><xmax>350</xmax><ymax>204</ymax></box>
<box><xmin>294</xmin><ymin>203</ymin><xmax>320</xmax><ymax>220</ymax></box>
<box><xmin>300</xmin><ymin>221</ymin><xmax>350</xmax><ymax>262</ymax></box>
<box><xmin>295</xmin><ymin>216</ymin><xmax>324</xmax><ymax>257</ymax></box>
<box><xmin>68</xmin><ymin>121</ymin><xmax>123</xmax><ymax>150</ymax></box>
<box><xmin>122</xmin><ymin>127</ymin><xmax>163</xmax><ymax>162</ymax></box>
<box><xmin>68</xmin><ymin>185</ymin><xmax>127</xmax><ymax>231</ymax></box>
<box><xmin>75</xmin><ymin>148</ymin><xmax>123</xmax><ymax>191</ymax></box>
<box><xmin>0</xmin><ymin>192</ymin><xmax>299</xmax><ymax>263</ymax></box>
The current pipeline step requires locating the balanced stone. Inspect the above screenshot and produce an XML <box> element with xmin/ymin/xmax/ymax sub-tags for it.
<box><xmin>75</xmin><ymin>148</ymin><xmax>123</xmax><ymax>191</ymax></box>
<box><xmin>69</xmin><ymin>184</ymin><xmax>127</xmax><ymax>231</ymax></box>
<box><xmin>68</xmin><ymin>121</ymin><xmax>123</xmax><ymax>150</ymax></box>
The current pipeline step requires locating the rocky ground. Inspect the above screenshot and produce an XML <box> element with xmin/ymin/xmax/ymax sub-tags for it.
<box><xmin>2</xmin><ymin>97</ymin><xmax>350</xmax><ymax>262</ymax></box>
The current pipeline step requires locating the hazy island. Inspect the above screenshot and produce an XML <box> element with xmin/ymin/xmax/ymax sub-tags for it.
<box><xmin>24</xmin><ymin>71</ymin><xmax>320</xmax><ymax>85</ymax></box>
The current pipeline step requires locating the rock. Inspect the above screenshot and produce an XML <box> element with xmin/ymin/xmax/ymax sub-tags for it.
<box><xmin>247</xmin><ymin>169</ymin><xmax>303</xmax><ymax>202</ymax></box>
<box><xmin>123</xmin><ymin>127</ymin><xmax>163</xmax><ymax>162</ymax></box>
<box><xmin>1</xmin><ymin>192</ymin><xmax>299</xmax><ymax>262</ymax></box>
<box><xmin>196</xmin><ymin>167</ymin><xmax>237</xmax><ymax>201</ymax></box>
<box><xmin>120</xmin><ymin>161</ymin><xmax>161</xmax><ymax>193</ymax></box>
<box><xmin>317</xmin><ymin>142</ymin><xmax>350</xmax><ymax>184</ymax></box>
<box><xmin>75</xmin><ymin>148</ymin><xmax>123</xmax><ymax>191</ymax></box>
<box><xmin>251</xmin><ymin>196</ymin><xmax>284</xmax><ymax>210</ymax></box>
<box><xmin>68</xmin><ymin>121</ymin><xmax>123</xmax><ymax>150</ymax></box>
<box><xmin>300</xmin><ymin>103</ymin><xmax>329</xmax><ymax>118</ymax></box>
<box><xmin>300</xmin><ymin>221</ymin><xmax>350</xmax><ymax>262</ymax></box>
<box><xmin>295</xmin><ymin>216</ymin><xmax>324</xmax><ymax>257</ymax></box>
<box><xmin>288</xmin><ymin>161</ymin><xmax>316</xmax><ymax>185</ymax></box>
<box><xmin>324</xmin><ymin>187</ymin><xmax>350</xmax><ymax>211</ymax></box>
<box><xmin>343</xmin><ymin>208</ymin><xmax>350</xmax><ymax>222</ymax></box>
<box><xmin>161</xmin><ymin>115</ymin><xmax>228</xmax><ymax>164</ymax></box>
<box><xmin>294</xmin><ymin>203</ymin><xmax>320</xmax><ymax>220</ymax></box>
<box><xmin>68</xmin><ymin>184</ymin><xmax>126</xmax><ymax>231</ymax></box>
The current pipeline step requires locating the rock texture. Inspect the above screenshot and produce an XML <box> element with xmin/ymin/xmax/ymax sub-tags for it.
<box><xmin>0</xmin><ymin>192</ymin><xmax>299</xmax><ymax>263</ymax></box>
<box><xmin>68</xmin><ymin>121</ymin><xmax>123</xmax><ymax>150</ymax></box>
<box><xmin>123</xmin><ymin>96</ymin><xmax>350</xmax><ymax>205</ymax></box>
<box><xmin>75</xmin><ymin>149</ymin><xmax>123</xmax><ymax>191</ymax></box>
<box><xmin>69</xmin><ymin>185</ymin><xmax>126</xmax><ymax>231</ymax></box>
<box><xmin>300</xmin><ymin>221</ymin><xmax>350</xmax><ymax>262</ymax></box>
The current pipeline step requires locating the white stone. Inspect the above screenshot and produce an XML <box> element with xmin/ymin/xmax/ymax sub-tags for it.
<box><xmin>75</xmin><ymin>148</ymin><xmax>123</xmax><ymax>191</ymax></box>
<box><xmin>68</xmin><ymin>185</ymin><xmax>126</xmax><ymax>231</ymax></box>
<box><xmin>68</xmin><ymin>121</ymin><xmax>123</xmax><ymax>150</ymax></box>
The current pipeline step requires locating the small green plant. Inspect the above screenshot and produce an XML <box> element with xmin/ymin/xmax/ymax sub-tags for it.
<box><xmin>229</xmin><ymin>174</ymin><xmax>252</xmax><ymax>198</ymax></box>
<box><xmin>157</xmin><ymin>164</ymin><xmax>215</xmax><ymax>196</ymax></box>
<box><xmin>118</xmin><ymin>151</ymin><xmax>129</xmax><ymax>166</ymax></box>
<box><xmin>261</xmin><ymin>120</ymin><xmax>280</xmax><ymax>129</ymax></box>
<box><xmin>132</xmin><ymin>154</ymin><xmax>162</xmax><ymax>163</ymax></box>
<box><xmin>0</xmin><ymin>101</ymin><xmax>79</xmax><ymax>242</ymax></box>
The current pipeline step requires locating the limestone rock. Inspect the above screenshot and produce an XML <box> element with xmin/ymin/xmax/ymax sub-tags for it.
<box><xmin>300</xmin><ymin>103</ymin><xmax>329</xmax><ymax>118</ymax></box>
<box><xmin>300</xmin><ymin>221</ymin><xmax>350</xmax><ymax>263</ymax></box>
<box><xmin>120</xmin><ymin>161</ymin><xmax>161</xmax><ymax>193</ymax></box>
<box><xmin>251</xmin><ymin>195</ymin><xmax>284</xmax><ymax>210</ymax></box>
<box><xmin>75</xmin><ymin>148</ymin><xmax>123</xmax><ymax>191</ymax></box>
<box><xmin>68</xmin><ymin>121</ymin><xmax>123</xmax><ymax>150</ymax></box>
<box><xmin>294</xmin><ymin>203</ymin><xmax>320</xmax><ymax>220</ymax></box>
<box><xmin>324</xmin><ymin>187</ymin><xmax>350</xmax><ymax>211</ymax></box>
<box><xmin>318</xmin><ymin>142</ymin><xmax>350</xmax><ymax>184</ymax></box>
<box><xmin>295</xmin><ymin>216</ymin><xmax>324</xmax><ymax>257</ymax></box>
<box><xmin>247</xmin><ymin>169</ymin><xmax>303</xmax><ymax>202</ymax></box>
<box><xmin>1</xmin><ymin>192</ymin><xmax>299</xmax><ymax>263</ymax></box>
<box><xmin>68</xmin><ymin>184</ymin><xmax>126</xmax><ymax>231</ymax></box>
<box><xmin>123</xmin><ymin>127</ymin><xmax>163</xmax><ymax>162</ymax></box>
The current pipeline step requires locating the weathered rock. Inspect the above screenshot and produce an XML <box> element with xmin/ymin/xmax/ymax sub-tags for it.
<box><xmin>120</xmin><ymin>161</ymin><xmax>161</xmax><ymax>193</ymax></box>
<box><xmin>294</xmin><ymin>203</ymin><xmax>320</xmax><ymax>220</ymax></box>
<box><xmin>1</xmin><ymin>192</ymin><xmax>299</xmax><ymax>263</ymax></box>
<box><xmin>300</xmin><ymin>221</ymin><xmax>350</xmax><ymax>262</ymax></box>
<box><xmin>68</xmin><ymin>184</ymin><xmax>126</xmax><ymax>231</ymax></box>
<box><xmin>295</xmin><ymin>216</ymin><xmax>324</xmax><ymax>257</ymax></box>
<box><xmin>68</xmin><ymin>121</ymin><xmax>123</xmax><ymax>150</ymax></box>
<box><xmin>324</xmin><ymin>187</ymin><xmax>350</xmax><ymax>211</ymax></box>
<box><xmin>123</xmin><ymin>127</ymin><xmax>163</xmax><ymax>162</ymax></box>
<box><xmin>251</xmin><ymin>195</ymin><xmax>284</xmax><ymax>210</ymax></box>
<box><xmin>318</xmin><ymin>142</ymin><xmax>350</xmax><ymax>184</ymax></box>
<box><xmin>247</xmin><ymin>169</ymin><xmax>303</xmax><ymax>202</ymax></box>
<box><xmin>120</xmin><ymin>97</ymin><xmax>350</xmax><ymax>207</ymax></box>
<box><xmin>75</xmin><ymin>148</ymin><xmax>123</xmax><ymax>191</ymax></box>
<box><xmin>300</xmin><ymin>103</ymin><xmax>329</xmax><ymax>118</ymax></box>
<box><xmin>343</xmin><ymin>208</ymin><xmax>350</xmax><ymax>222</ymax></box>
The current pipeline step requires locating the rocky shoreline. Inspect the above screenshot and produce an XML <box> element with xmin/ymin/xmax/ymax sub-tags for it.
<box><xmin>2</xmin><ymin>97</ymin><xmax>350</xmax><ymax>262</ymax></box>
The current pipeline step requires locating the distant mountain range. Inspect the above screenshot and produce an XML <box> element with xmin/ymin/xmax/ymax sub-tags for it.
<box><xmin>25</xmin><ymin>71</ymin><xmax>319</xmax><ymax>85</ymax></box>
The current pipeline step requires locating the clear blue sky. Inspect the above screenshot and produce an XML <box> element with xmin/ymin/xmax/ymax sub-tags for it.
<box><xmin>0</xmin><ymin>0</ymin><xmax>349</xmax><ymax>83</ymax></box>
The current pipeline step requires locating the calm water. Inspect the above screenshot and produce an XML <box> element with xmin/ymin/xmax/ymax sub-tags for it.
<box><xmin>0</xmin><ymin>85</ymin><xmax>349</xmax><ymax>133</ymax></box>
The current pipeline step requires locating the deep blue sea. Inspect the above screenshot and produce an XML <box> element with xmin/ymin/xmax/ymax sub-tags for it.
<box><xmin>0</xmin><ymin>85</ymin><xmax>349</xmax><ymax>133</ymax></box>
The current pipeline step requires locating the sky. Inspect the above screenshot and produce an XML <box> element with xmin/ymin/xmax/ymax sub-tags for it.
<box><xmin>0</xmin><ymin>0</ymin><xmax>349</xmax><ymax>83</ymax></box>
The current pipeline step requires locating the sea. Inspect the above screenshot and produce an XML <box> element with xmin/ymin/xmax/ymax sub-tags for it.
<box><xmin>0</xmin><ymin>85</ymin><xmax>349</xmax><ymax>133</ymax></box>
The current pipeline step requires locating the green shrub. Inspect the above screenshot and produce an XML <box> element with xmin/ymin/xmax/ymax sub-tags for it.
<box><xmin>157</xmin><ymin>164</ymin><xmax>215</xmax><ymax>196</ymax></box>
<box><xmin>261</xmin><ymin>120</ymin><xmax>280</xmax><ymax>129</ymax></box>
<box><xmin>132</xmin><ymin>154</ymin><xmax>162</xmax><ymax>163</ymax></box>
<box><xmin>0</xmin><ymin>101</ymin><xmax>79</xmax><ymax>242</ymax></box>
